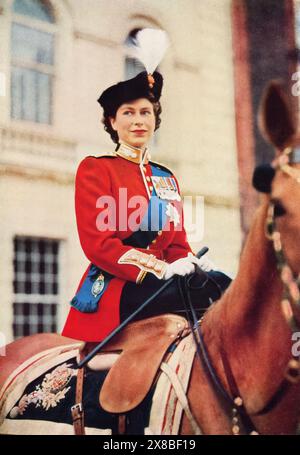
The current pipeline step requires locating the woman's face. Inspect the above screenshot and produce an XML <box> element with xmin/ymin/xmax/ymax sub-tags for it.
<box><xmin>110</xmin><ymin>98</ymin><xmax>156</xmax><ymax>148</ymax></box>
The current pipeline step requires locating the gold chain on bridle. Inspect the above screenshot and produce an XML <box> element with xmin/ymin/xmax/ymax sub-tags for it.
<box><xmin>266</xmin><ymin>146</ymin><xmax>300</xmax><ymax>384</ymax></box>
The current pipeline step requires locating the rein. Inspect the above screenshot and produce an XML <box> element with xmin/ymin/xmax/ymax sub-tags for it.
<box><xmin>177</xmin><ymin>274</ymin><xmax>259</xmax><ymax>435</ymax></box>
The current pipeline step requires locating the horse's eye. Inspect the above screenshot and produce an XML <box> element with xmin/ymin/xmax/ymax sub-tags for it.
<box><xmin>273</xmin><ymin>200</ymin><xmax>286</xmax><ymax>217</ymax></box>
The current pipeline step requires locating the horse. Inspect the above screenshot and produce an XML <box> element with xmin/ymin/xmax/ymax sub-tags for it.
<box><xmin>180</xmin><ymin>80</ymin><xmax>300</xmax><ymax>435</ymax></box>
<box><xmin>1</xmin><ymin>80</ymin><xmax>300</xmax><ymax>435</ymax></box>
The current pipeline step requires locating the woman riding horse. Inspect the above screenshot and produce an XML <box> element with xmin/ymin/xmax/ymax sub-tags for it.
<box><xmin>61</xmin><ymin>69</ymin><xmax>231</xmax><ymax>342</ymax></box>
<box><xmin>1</xmin><ymin>79</ymin><xmax>300</xmax><ymax>435</ymax></box>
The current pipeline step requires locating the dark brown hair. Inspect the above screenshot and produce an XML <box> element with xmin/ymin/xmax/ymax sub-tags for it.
<box><xmin>102</xmin><ymin>99</ymin><xmax>162</xmax><ymax>144</ymax></box>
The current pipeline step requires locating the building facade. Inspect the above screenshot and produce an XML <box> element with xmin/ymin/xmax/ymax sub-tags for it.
<box><xmin>0</xmin><ymin>0</ymin><xmax>240</xmax><ymax>342</ymax></box>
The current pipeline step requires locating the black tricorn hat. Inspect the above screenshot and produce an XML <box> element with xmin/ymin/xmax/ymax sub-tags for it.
<box><xmin>97</xmin><ymin>71</ymin><xmax>163</xmax><ymax>117</ymax></box>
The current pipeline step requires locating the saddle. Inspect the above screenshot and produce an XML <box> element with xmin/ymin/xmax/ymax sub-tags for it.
<box><xmin>82</xmin><ymin>314</ymin><xmax>189</xmax><ymax>414</ymax></box>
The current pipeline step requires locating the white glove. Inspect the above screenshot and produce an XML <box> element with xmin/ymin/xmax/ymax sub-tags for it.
<box><xmin>187</xmin><ymin>252</ymin><xmax>216</xmax><ymax>272</ymax></box>
<box><xmin>163</xmin><ymin>256</ymin><xmax>196</xmax><ymax>280</ymax></box>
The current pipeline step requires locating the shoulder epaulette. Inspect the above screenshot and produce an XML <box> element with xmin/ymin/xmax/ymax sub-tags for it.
<box><xmin>149</xmin><ymin>160</ymin><xmax>174</xmax><ymax>175</ymax></box>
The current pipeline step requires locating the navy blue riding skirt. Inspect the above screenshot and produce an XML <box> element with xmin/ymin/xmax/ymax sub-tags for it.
<box><xmin>120</xmin><ymin>270</ymin><xmax>231</xmax><ymax>322</ymax></box>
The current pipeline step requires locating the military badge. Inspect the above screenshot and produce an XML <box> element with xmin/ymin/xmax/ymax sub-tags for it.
<box><xmin>91</xmin><ymin>273</ymin><xmax>105</xmax><ymax>297</ymax></box>
<box><xmin>151</xmin><ymin>176</ymin><xmax>181</xmax><ymax>201</ymax></box>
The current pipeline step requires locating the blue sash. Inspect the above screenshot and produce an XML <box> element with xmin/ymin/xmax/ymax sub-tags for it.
<box><xmin>140</xmin><ymin>165</ymin><xmax>170</xmax><ymax>230</ymax></box>
<box><xmin>70</xmin><ymin>265</ymin><xmax>112</xmax><ymax>313</ymax></box>
<box><xmin>123</xmin><ymin>164</ymin><xmax>172</xmax><ymax>247</ymax></box>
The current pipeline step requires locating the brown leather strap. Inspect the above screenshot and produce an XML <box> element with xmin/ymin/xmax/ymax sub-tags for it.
<box><xmin>72</xmin><ymin>355</ymin><xmax>85</xmax><ymax>435</ymax></box>
<box><xmin>118</xmin><ymin>414</ymin><xmax>126</xmax><ymax>434</ymax></box>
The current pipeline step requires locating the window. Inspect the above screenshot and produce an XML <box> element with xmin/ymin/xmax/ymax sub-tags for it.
<box><xmin>124</xmin><ymin>29</ymin><xmax>145</xmax><ymax>80</ymax></box>
<box><xmin>13</xmin><ymin>0</ymin><xmax>55</xmax><ymax>23</ymax></box>
<box><xmin>125</xmin><ymin>56</ymin><xmax>145</xmax><ymax>80</ymax></box>
<box><xmin>11</xmin><ymin>0</ymin><xmax>55</xmax><ymax>124</ymax></box>
<box><xmin>13</xmin><ymin>237</ymin><xmax>60</xmax><ymax>338</ymax></box>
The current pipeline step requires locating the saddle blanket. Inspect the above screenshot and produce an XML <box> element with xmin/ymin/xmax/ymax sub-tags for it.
<box><xmin>0</xmin><ymin>336</ymin><xmax>196</xmax><ymax>435</ymax></box>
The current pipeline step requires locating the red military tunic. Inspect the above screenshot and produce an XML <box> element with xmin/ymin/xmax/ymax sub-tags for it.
<box><xmin>62</xmin><ymin>144</ymin><xmax>192</xmax><ymax>341</ymax></box>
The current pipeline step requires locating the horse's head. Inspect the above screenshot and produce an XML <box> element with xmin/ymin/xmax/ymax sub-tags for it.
<box><xmin>254</xmin><ymin>80</ymin><xmax>300</xmax><ymax>336</ymax></box>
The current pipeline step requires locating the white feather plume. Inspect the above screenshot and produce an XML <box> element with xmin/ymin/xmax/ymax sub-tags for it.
<box><xmin>126</xmin><ymin>28</ymin><xmax>170</xmax><ymax>74</ymax></box>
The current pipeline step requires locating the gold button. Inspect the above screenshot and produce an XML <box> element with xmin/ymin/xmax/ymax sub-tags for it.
<box><xmin>146</xmin><ymin>176</ymin><xmax>151</xmax><ymax>182</ymax></box>
<box><xmin>143</xmin><ymin>166</ymin><xmax>147</xmax><ymax>172</ymax></box>
<box><xmin>152</xmin><ymin>239</ymin><xmax>156</xmax><ymax>244</ymax></box>
<box><xmin>158</xmin><ymin>230</ymin><xmax>162</xmax><ymax>236</ymax></box>
<box><xmin>149</xmin><ymin>186</ymin><xmax>153</xmax><ymax>191</ymax></box>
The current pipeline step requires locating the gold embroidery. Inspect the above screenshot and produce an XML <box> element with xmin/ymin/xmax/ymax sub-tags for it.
<box><xmin>118</xmin><ymin>249</ymin><xmax>167</xmax><ymax>281</ymax></box>
<box><xmin>9</xmin><ymin>363</ymin><xmax>77</xmax><ymax>417</ymax></box>
<box><xmin>137</xmin><ymin>269</ymin><xmax>148</xmax><ymax>284</ymax></box>
<box><xmin>116</xmin><ymin>141</ymin><xmax>149</xmax><ymax>164</ymax></box>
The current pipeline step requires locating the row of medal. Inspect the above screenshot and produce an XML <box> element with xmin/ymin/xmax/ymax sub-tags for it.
<box><xmin>150</xmin><ymin>176</ymin><xmax>181</xmax><ymax>202</ymax></box>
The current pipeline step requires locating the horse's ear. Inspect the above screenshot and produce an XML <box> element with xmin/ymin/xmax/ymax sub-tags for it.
<box><xmin>258</xmin><ymin>80</ymin><xmax>296</xmax><ymax>149</ymax></box>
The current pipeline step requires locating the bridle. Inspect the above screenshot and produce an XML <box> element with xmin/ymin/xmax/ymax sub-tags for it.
<box><xmin>180</xmin><ymin>146</ymin><xmax>300</xmax><ymax>435</ymax></box>
<box><xmin>266</xmin><ymin>146</ymin><xmax>300</xmax><ymax>382</ymax></box>
<box><xmin>178</xmin><ymin>274</ymin><xmax>260</xmax><ymax>435</ymax></box>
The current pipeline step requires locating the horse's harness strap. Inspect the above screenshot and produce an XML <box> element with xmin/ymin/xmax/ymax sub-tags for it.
<box><xmin>177</xmin><ymin>273</ymin><xmax>259</xmax><ymax>435</ymax></box>
<box><xmin>72</xmin><ymin>353</ymin><xmax>85</xmax><ymax>436</ymax></box>
<box><xmin>160</xmin><ymin>361</ymin><xmax>202</xmax><ymax>434</ymax></box>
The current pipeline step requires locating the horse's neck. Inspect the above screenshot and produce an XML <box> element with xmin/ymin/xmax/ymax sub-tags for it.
<box><xmin>224</xmin><ymin>199</ymin><xmax>284</xmax><ymax>329</ymax></box>
<box><xmin>204</xmin><ymin>198</ymin><xmax>292</xmax><ymax>414</ymax></box>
